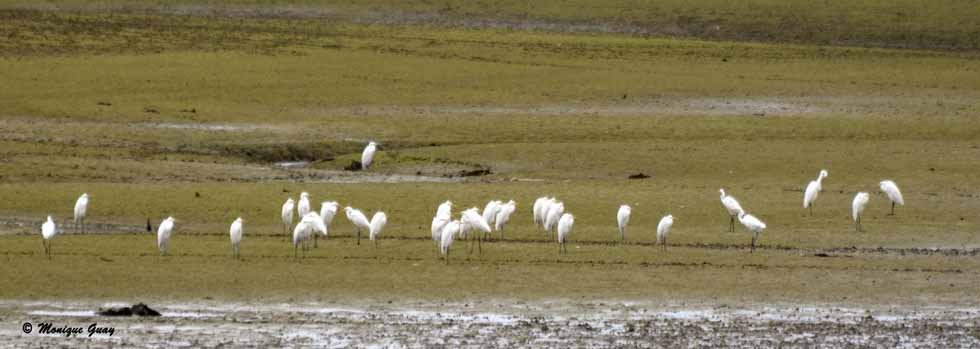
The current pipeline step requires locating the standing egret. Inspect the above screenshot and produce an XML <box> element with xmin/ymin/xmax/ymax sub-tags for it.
<box><xmin>157</xmin><ymin>217</ymin><xmax>175</xmax><ymax>256</ymax></box>
<box><xmin>293</xmin><ymin>212</ymin><xmax>326</xmax><ymax>258</ymax></box>
<box><xmin>533</xmin><ymin>197</ymin><xmax>549</xmax><ymax>227</ymax></box>
<box><xmin>369</xmin><ymin>212</ymin><xmax>388</xmax><ymax>248</ymax></box>
<box><xmin>737</xmin><ymin>211</ymin><xmax>766</xmax><ymax>252</ymax></box>
<box><xmin>540</xmin><ymin>198</ymin><xmax>559</xmax><ymax>230</ymax></box>
<box><xmin>432</xmin><ymin>214</ymin><xmax>450</xmax><ymax>242</ymax></box>
<box><xmin>879</xmin><ymin>180</ymin><xmax>904</xmax><ymax>215</ymax></box>
<box><xmin>315</xmin><ymin>201</ymin><xmax>339</xmax><ymax>247</ymax></box>
<box><xmin>656</xmin><ymin>214</ymin><xmax>674</xmax><ymax>251</ymax></box>
<box><xmin>298</xmin><ymin>192</ymin><xmax>311</xmax><ymax>217</ymax></box>
<box><xmin>41</xmin><ymin>216</ymin><xmax>57</xmax><ymax>259</ymax></box>
<box><xmin>617</xmin><ymin>205</ymin><xmax>631</xmax><ymax>242</ymax></box>
<box><xmin>230</xmin><ymin>217</ymin><xmax>244</xmax><ymax>259</ymax></box>
<box><xmin>345</xmin><ymin>207</ymin><xmax>371</xmax><ymax>245</ymax></box>
<box><xmin>482</xmin><ymin>200</ymin><xmax>502</xmax><ymax>240</ymax></box>
<box><xmin>436</xmin><ymin>200</ymin><xmax>453</xmax><ymax>218</ymax></box>
<box><xmin>281</xmin><ymin>197</ymin><xmax>295</xmax><ymax>240</ymax></box>
<box><xmin>494</xmin><ymin>200</ymin><xmax>516</xmax><ymax>239</ymax></box>
<box><xmin>803</xmin><ymin>169</ymin><xmax>829</xmax><ymax>216</ymax></box>
<box><xmin>544</xmin><ymin>201</ymin><xmax>565</xmax><ymax>233</ymax></box>
<box><xmin>440</xmin><ymin>220</ymin><xmax>462</xmax><ymax>264</ymax></box>
<box><xmin>556</xmin><ymin>213</ymin><xmax>574</xmax><ymax>255</ymax></box>
<box><xmin>852</xmin><ymin>192</ymin><xmax>870</xmax><ymax>232</ymax></box>
<box><xmin>719</xmin><ymin>189</ymin><xmax>743</xmax><ymax>232</ymax></box>
<box><xmin>461</xmin><ymin>208</ymin><xmax>491</xmax><ymax>254</ymax></box>
<box><xmin>361</xmin><ymin>141</ymin><xmax>377</xmax><ymax>169</ymax></box>
<box><xmin>73</xmin><ymin>193</ymin><xmax>89</xmax><ymax>233</ymax></box>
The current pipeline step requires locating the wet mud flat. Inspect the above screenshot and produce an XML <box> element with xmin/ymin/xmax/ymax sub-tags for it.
<box><xmin>1</xmin><ymin>300</ymin><xmax>977</xmax><ymax>347</ymax></box>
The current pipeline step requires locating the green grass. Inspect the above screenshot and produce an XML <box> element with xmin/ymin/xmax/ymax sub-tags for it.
<box><xmin>5</xmin><ymin>0</ymin><xmax>980</xmax><ymax>50</ymax></box>
<box><xmin>0</xmin><ymin>6</ymin><xmax>978</xmax><ymax>305</ymax></box>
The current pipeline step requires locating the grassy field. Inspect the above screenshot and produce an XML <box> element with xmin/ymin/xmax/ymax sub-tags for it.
<box><xmin>0</xmin><ymin>4</ymin><xmax>978</xmax><ymax>307</ymax></box>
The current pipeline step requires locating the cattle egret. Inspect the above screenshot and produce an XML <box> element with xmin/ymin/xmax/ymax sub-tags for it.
<box><xmin>315</xmin><ymin>201</ymin><xmax>339</xmax><ymax>247</ymax></box>
<box><xmin>617</xmin><ymin>205</ymin><xmax>631</xmax><ymax>242</ymax></box>
<box><xmin>361</xmin><ymin>141</ymin><xmax>377</xmax><ymax>169</ymax></box>
<box><xmin>737</xmin><ymin>211</ymin><xmax>766</xmax><ymax>252</ymax></box>
<box><xmin>852</xmin><ymin>192</ymin><xmax>870</xmax><ymax>232</ymax></box>
<box><xmin>533</xmin><ymin>197</ymin><xmax>549</xmax><ymax>227</ymax></box>
<box><xmin>41</xmin><ymin>215</ymin><xmax>57</xmax><ymax>259</ymax></box>
<box><xmin>292</xmin><ymin>212</ymin><xmax>327</xmax><ymax>258</ymax></box>
<box><xmin>483</xmin><ymin>200</ymin><xmax>502</xmax><ymax>228</ymax></box>
<box><xmin>440</xmin><ymin>220</ymin><xmax>462</xmax><ymax>264</ymax></box>
<box><xmin>369</xmin><ymin>212</ymin><xmax>388</xmax><ymax>248</ymax></box>
<box><xmin>74</xmin><ymin>193</ymin><xmax>89</xmax><ymax>233</ymax></box>
<box><xmin>557</xmin><ymin>213</ymin><xmax>574</xmax><ymax>254</ymax></box>
<box><xmin>281</xmin><ymin>197</ymin><xmax>295</xmax><ymax>239</ymax></box>
<box><xmin>461</xmin><ymin>208</ymin><xmax>491</xmax><ymax>254</ymax></box>
<box><xmin>298</xmin><ymin>192</ymin><xmax>311</xmax><ymax>217</ymax></box>
<box><xmin>803</xmin><ymin>169</ymin><xmax>829</xmax><ymax>216</ymax></box>
<box><xmin>719</xmin><ymin>189</ymin><xmax>743</xmax><ymax>232</ymax></box>
<box><xmin>879</xmin><ymin>180</ymin><xmax>904</xmax><ymax>215</ymax></box>
<box><xmin>436</xmin><ymin>200</ymin><xmax>453</xmax><ymax>217</ymax></box>
<box><xmin>494</xmin><ymin>200</ymin><xmax>516</xmax><ymax>239</ymax></box>
<box><xmin>157</xmin><ymin>217</ymin><xmax>175</xmax><ymax>256</ymax></box>
<box><xmin>656</xmin><ymin>214</ymin><xmax>674</xmax><ymax>251</ymax></box>
<box><xmin>345</xmin><ymin>207</ymin><xmax>371</xmax><ymax>245</ymax></box>
<box><xmin>230</xmin><ymin>217</ymin><xmax>243</xmax><ymax>259</ymax></box>
<box><xmin>544</xmin><ymin>201</ymin><xmax>565</xmax><ymax>233</ymax></box>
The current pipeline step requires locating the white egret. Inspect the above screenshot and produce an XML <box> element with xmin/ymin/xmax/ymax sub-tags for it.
<box><xmin>315</xmin><ymin>201</ymin><xmax>339</xmax><ymax>247</ymax></box>
<box><xmin>557</xmin><ymin>213</ymin><xmax>574</xmax><ymax>254</ymax></box>
<box><xmin>482</xmin><ymin>200</ymin><xmax>503</xmax><ymax>240</ymax></box>
<box><xmin>544</xmin><ymin>201</ymin><xmax>565</xmax><ymax>233</ymax></box>
<box><xmin>852</xmin><ymin>192</ymin><xmax>870</xmax><ymax>232</ymax></box>
<box><xmin>461</xmin><ymin>208</ymin><xmax>491</xmax><ymax>254</ymax></box>
<box><xmin>719</xmin><ymin>188</ymin><xmax>743</xmax><ymax>232</ymax></box>
<box><xmin>656</xmin><ymin>214</ymin><xmax>674</xmax><ymax>251</ymax></box>
<box><xmin>157</xmin><ymin>217</ymin><xmax>175</xmax><ymax>256</ymax></box>
<box><xmin>532</xmin><ymin>197</ymin><xmax>549</xmax><ymax>227</ymax></box>
<box><xmin>803</xmin><ymin>169</ymin><xmax>829</xmax><ymax>216</ymax></box>
<box><xmin>361</xmin><ymin>141</ymin><xmax>377</xmax><ymax>169</ymax></box>
<box><xmin>540</xmin><ymin>198</ymin><xmax>558</xmax><ymax>230</ymax></box>
<box><xmin>230</xmin><ymin>217</ymin><xmax>244</xmax><ymax>259</ymax></box>
<box><xmin>281</xmin><ymin>197</ymin><xmax>295</xmax><ymax>239</ymax></box>
<box><xmin>617</xmin><ymin>205</ymin><xmax>631</xmax><ymax>242</ymax></box>
<box><xmin>369</xmin><ymin>212</ymin><xmax>388</xmax><ymax>248</ymax></box>
<box><xmin>293</xmin><ymin>212</ymin><xmax>327</xmax><ymax>258</ymax></box>
<box><xmin>73</xmin><ymin>193</ymin><xmax>89</xmax><ymax>233</ymax></box>
<box><xmin>436</xmin><ymin>200</ymin><xmax>453</xmax><ymax>218</ymax></box>
<box><xmin>41</xmin><ymin>215</ymin><xmax>57</xmax><ymax>259</ymax></box>
<box><xmin>432</xmin><ymin>214</ymin><xmax>450</xmax><ymax>242</ymax></box>
<box><xmin>879</xmin><ymin>180</ymin><xmax>904</xmax><ymax>215</ymax></box>
<box><xmin>494</xmin><ymin>200</ymin><xmax>516</xmax><ymax>239</ymax></box>
<box><xmin>298</xmin><ymin>192</ymin><xmax>311</xmax><ymax>217</ymax></box>
<box><xmin>737</xmin><ymin>211</ymin><xmax>766</xmax><ymax>252</ymax></box>
<box><xmin>345</xmin><ymin>207</ymin><xmax>371</xmax><ymax>245</ymax></box>
<box><xmin>440</xmin><ymin>220</ymin><xmax>462</xmax><ymax>264</ymax></box>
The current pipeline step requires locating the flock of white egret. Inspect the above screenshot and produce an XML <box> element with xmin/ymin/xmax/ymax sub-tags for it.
<box><xmin>35</xmin><ymin>143</ymin><xmax>907</xmax><ymax>263</ymax></box>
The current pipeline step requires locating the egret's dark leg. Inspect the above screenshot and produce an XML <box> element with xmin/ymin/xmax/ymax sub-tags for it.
<box><xmin>49</xmin><ymin>240</ymin><xmax>52</xmax><ymax>259</ymax></box>
<box><xmin>477</xmin><ymin>232</ymin><xmax>482</xmax><ymax>254</ymax></box>
<box><xmin>445</xmin><ymin>248</ymin><xmax>450</xmax><ymax>265</ymax></box>
<box><xmin>357</xmin><ymin>230</ymin><xmax>361</xmax><ymax>245</ymax></box>
<box><xmin>890</xmin><ymin>202</ymin><xmax>895</xmax><ymax>216</ymax></box>
<box><xmin>751</xmin><ymin>232</ymin><xmax>758</xmax><ymax>253</ymax></box>
<box><xmin>730</xmin><ymin>216</ymin><xmax>735</xmax><ymax>233</ymax></box>
<box><xmin>374</xmin><ymin>238</ymin><xmax>378</xmax><ymax>249</ymax></box>
<box><xmin>808</xmin><ymin>205</ymin><xmax>813</xmax><ymax>216</ymax></box>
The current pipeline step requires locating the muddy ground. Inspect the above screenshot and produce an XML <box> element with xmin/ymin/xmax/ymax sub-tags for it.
<box><xmin>2</xmin><ymin>299</ymin><xmax>978</xmax><ymax>347</ymax></box>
